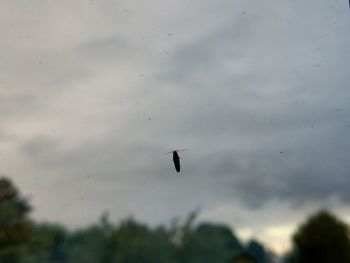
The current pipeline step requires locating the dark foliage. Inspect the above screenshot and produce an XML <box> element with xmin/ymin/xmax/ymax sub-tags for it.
<box><xmin>292</xmin><ymin>210</ymin><xmax>350</xmax><ymax>263</ymax></box>
<box><xmin>247</xmin><ymin>240</ymin><xmax>269</xmax><ymax>263</ymax></box>
<box><xmin>0</xmin><ymin>177</ymin><xmax>276</xmax><ymax>263</ymax></box>
<box><xmin>0</xmin><ymin>178</ymin><xmax>32</xmax><ymax>263</ymax></box>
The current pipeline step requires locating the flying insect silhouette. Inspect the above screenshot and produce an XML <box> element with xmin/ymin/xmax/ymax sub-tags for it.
<box><xmin>165</xmin><ymin>149</ymin><xmax>187</xmax><ymax>172</ymax></box>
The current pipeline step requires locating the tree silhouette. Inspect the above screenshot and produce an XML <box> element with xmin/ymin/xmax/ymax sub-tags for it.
<box><xmin>0</xmin><ymin>177</ymin><xmax>32</xmax><ymax>263</ymax></box>
<box><xmin>247</xmin><ymin>240</ymin><xmax>269</xmax><ymax>263</ymax></box>
<box><xmin>22</xmin><ymin>223</ymin><xmax>69</xmax><ymax>263</ymax></box>
<box><xmin>102</xmin><ymin>218</ymin><xmax>176</xmax><ymax>263</ymax></box>
<box><xmin>231</xmin><ymin>250</ymin><xmax>256</xmax><ymax>263</ymax></box>
<box><xmin>292</xmin><ymin>210</ymin><xmax>350</xmax><ymax>263</ymax></box>
<box><xmin>178</xmin><ymin>222</ymin><xmax>242</xmax><ymax>263</ymax></box>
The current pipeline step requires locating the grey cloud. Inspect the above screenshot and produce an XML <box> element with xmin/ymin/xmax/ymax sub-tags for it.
<box><xmin>202</xmin><ymin>126</ymin><xmax>350</xmax><ymax>208</ymax></box>
<box><xmin>79</xmin><ymin>36</ymin><xmax>135</xmax><ymax>62</ymax></box>
<box><xmin>0</xmin><ymin>94</ymin><xmax>38</xmax><ymax>116</ymax></box>
<box><xmin>136</xmin><ymin>0</ymin><xmax>350</xmax><ymax>211</ymax></box>
<box><xmin>1</xmin><ymin>1</ymin><xmax>350</xmax><ymax>253</ymax></box>
<box><xmin>20</xmin><ymin>136</ymin><xmax>59</xmax><ymax>159</ymax></box>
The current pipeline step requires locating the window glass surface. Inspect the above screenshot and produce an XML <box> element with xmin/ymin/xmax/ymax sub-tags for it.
<box><xmin>0</xmin><ymin>1</ymin><xmax>349</xmax><ymax>262</ymax></box>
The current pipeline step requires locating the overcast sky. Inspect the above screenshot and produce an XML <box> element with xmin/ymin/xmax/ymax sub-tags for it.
<box><xmin>1</xmin><ymin>0</ymin><xmax>350</xmax><ymax>254</ymax></box>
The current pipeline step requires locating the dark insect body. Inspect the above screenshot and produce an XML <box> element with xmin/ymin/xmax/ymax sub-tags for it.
<box><xmin>172</xmin><ymin>150</ymin><xmax>181</xmax><ymax>172</ymax></box>
<box><xmin>165</xmin><ymin>149</ymin><xmax>187</xmax><ymax>173</ymax></box>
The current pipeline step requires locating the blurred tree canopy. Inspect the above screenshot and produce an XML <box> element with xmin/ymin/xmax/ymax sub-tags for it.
<box><xmin>3</xmin><ymin>180</ymin><xmax>350</xmax><ymax>263</ymax></box>
<box><xmin>102</xmin><ymin>218</ymin><xmax>176</xmax><ymax>263</ymax></box>
<box><xmin>21</xmin><ymin>223</ymin><xmax>68</xmax><ymax>263</ymax></box>
<box><xmin>0</xmin><ymin>177</ymin><xmax>32</xmax><ymax>263</ymax></box>
<box><xmin>291</xmin><ymin>210</ymin><xmax>350</xmax><ymax>263</ymax></box>
<box><xmin>177</xmin><ymin>222</ymin><xmax>242</xmax><ymax>263</ymax></box>
<box><xmin>0</xmin><ymin>177</ymin><xmax>277</xmax><ymax>263</ymax></box>
<box><xmin>231</xmin><ymin>250</ymin><xmax>257</xmax><ymax>263</ymax></box>
<box><xmin>246</xmin><ymin>240</ymin><xmax>271</xmax><ymax>263</ymax></box>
